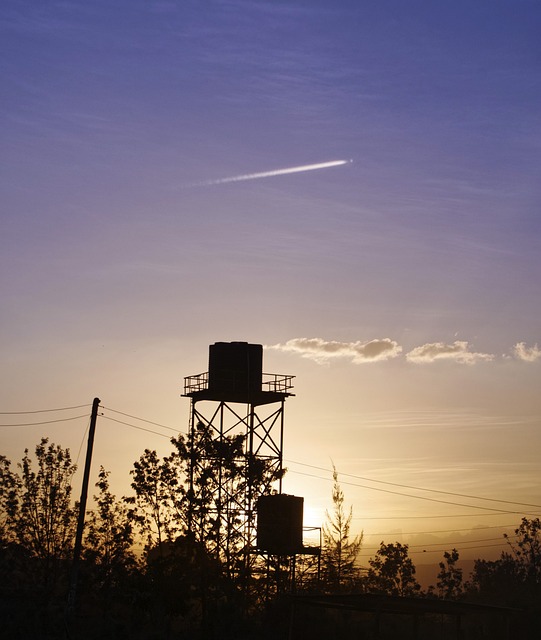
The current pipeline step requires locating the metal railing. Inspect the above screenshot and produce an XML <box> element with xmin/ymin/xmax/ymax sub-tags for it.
<box><xmin>183</xmin><ymin>372</ymin><xmax>295</xmax><ymax>395</ymax></box>
<box><xmin>183</xmin><ymin>372</ymin><xmax>208</xmax><ymax>395</ymax></box>
<box><xmin>262</xmin><ymin>373</ymin><xmax>295</xmax><ymax>393</ymax></box>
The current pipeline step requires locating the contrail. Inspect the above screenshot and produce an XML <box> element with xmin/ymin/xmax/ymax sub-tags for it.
<box><xmin>192</xmin><ymin>159</ymin><xmax>351</xmax><ymax>187</ymax></box>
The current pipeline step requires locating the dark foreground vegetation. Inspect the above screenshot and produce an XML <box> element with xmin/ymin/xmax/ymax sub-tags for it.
<box><xmin>1</xmin><ymin>437</ymin><xmax>540</xmax><ymax>638</ymax></box>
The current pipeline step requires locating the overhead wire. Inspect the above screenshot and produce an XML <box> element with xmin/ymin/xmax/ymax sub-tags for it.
<box><xmin>360</xmin><ymin>541</ymin><xmax>512</xmax><ymax>557</ymax></box>
<box><xmin>288</xmin><ymin>468</ymin><xmax>541</xmax><ymax>516</ymax></box>
<box><xmin>364</xmin><ymin>523</ymin><xmax>519</xmax><ymax>536</ymax></box>
<box><xmin>358</xmin><ymin>512</ymin><xmax>539</xmax><ymax>519</ymax></box>
<box><xmin>286</xmin><ymin>459</ymin><xmax>541</xmax><ymax>509</ymax></box>
<box><xmin>99</xmin><ymin>413</ymin><xmax>172</xmax><ymax>439</ymax></box>
<box><xmin>359</xmin><ymin>534</ymin><xmax>517</xmax><ymax>552</ymax></box>
<box><xmin>68</xmin><ymin>416</ymin><xmax>92</xmax><ymax>488</ymax></box>
<box><xmin>101</xmin><ymin>406</ymin><xmax>179</xmax><ymax>433</ymax></box>
<box><xmin>0</xmin><ymin>403</ymin><xmax>91</xmax><ymax>414</ymax></box>
<box><xmin>0</xmin><ymin>414</ymin><xmax>90</xmax><ymax>427</ymax></box>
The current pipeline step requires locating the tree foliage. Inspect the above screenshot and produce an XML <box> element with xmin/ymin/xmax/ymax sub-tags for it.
<box><xmin>83</xmin><ymin>466</ymin><xmax>137</xmax><ymax>588</ymax></box>
<box><xmin>7</xmin><ymin>438</ymin><xmax>77</xmax><ymax>588</ymax></box>
<box><xmin>436</xmin><ymin>548</ymin><xmax>463</xmax><ymax>599</ymax></box>
<box><xmin>126</xmin><ymin>447</ymin><xmax>183</xmax><ymax>552</ymax></box>
<box><xmin>504</xmin><ymin>516</ymin><xmax>541</xmax><ymax>586</ymax></box>
<box><xmin>0</xmin><ymin>454</ymin><xmax>18</xmax><ymax>545</ymax></box>
<box><xmin>367</xmin><ymin>542</ymin><xmax>420</xmax><ymax>596</ymax></box>
<box><xmin>468</xmin><ymin>517</ymin><xmax>541</xmax><ymax>610</ymax></box>
<box><xmin>321</xmin><ymin>465</ymin><xmax>363</xmax><ymax>591</ymax></box>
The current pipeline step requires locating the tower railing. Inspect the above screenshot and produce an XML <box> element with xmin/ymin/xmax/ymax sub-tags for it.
<box><xmin>183</xmin><ymin>372</ymin><xmax>294</xmax><ymax>395</ymax></box>
<box><xmin>183</xmin><ymin>371</ymin><xmax>208</xmax><ymax>394</ymax></box>
<box><xmin>262</xmin><ymin>373</ymin><xmax>295</xmax><ymax>393</ymax></box>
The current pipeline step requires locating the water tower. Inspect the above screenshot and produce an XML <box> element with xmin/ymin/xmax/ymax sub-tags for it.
<box><xmin>182</xmin><ymin>342</ymin><xmax>295</xmax><ymax>575</ymax></box>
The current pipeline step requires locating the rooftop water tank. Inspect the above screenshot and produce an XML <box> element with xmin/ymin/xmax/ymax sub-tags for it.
<box><xmin>208</xmin><ymin>342</ymin><xmax>263</xmax><ymax>396</ymax></box>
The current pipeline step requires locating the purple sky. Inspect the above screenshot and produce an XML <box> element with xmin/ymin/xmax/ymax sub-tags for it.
<box><xmin>2</xmin><ymin>1</ymin><xmax>540</xmax><ymax>568</ymax></box>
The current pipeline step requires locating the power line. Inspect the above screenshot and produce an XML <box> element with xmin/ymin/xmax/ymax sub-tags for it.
<box><xmin>410</xmin><ymin>535</ymin><xmax>516</xmax><ymax>549</ymax></box>
<box><xmin>101</xmin><ymin>406</ymin><xmax>179</xmax><ymax>433</ymax></box>
<box><xmin>99</xmin><ymin>414</ymin><xmax>172</xmax><ymax>439</ymax></box>
<box><xmin>359</xmin><ymin>535</ymin><xmax>516</xmax><ymax>553</ymax></box>
<box><xmin>364</xmin><ymin>523</ymin><xmax>519</xmax><ymax>536</ymax></box>
<box><xmin>0</xmin><ymin>404</ymin><xmax>91</xmax><ymax>415</ymax></box>
<box><xmin>359</xmin><ymin>512</ymin><xmax>541</xmax><ymax>519</ymax></box>
<box><xmin>286</xmin><ymin>459</ymin><xmax>541</xmax><ymax>509</ymax></box>
<box><xmin>0</xmin><ymin>414</ymin><xmax>90</xmax><ymax>427</ymax></box>
<box><xmin>68</xmin><ymin>417</ymin><xmax>92</xmax><ymax>489</ymax></box>
<box><xmin>289</xmin><ymin>469</ymin><xmax>540</xmax><ymax>516</ymax></box>
<box><xmin>359</xmin><ymin>541</ymin><xmax>511</xmax><ymax>557</ymax></box>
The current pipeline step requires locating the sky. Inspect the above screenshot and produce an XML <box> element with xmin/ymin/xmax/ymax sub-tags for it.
<box><xmin>1</xmin><ymin>0</ymin><xmax>540</xmax><ymax>575</ymax></box>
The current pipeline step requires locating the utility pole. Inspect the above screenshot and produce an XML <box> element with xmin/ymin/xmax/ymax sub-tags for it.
<box><xmin>67</xmin><ymin>396</ymin><xmax>100</xmax><ymax>612</ymax></box>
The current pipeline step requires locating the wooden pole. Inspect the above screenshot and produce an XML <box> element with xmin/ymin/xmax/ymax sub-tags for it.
<box><xmin>67</xmin><ymin>397</ymin><xmax>100</xmax><ymax>612</ymax></box>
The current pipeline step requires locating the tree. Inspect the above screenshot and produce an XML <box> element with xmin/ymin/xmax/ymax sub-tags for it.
<box><xmin>0</xmin><ymin>455</ymin><xmax>18</xmax><ymax>546</ymax></box>
<box><xmin>367</xmin><ymin>542</ymin><xmax>420</xmax><ymax>596</ymax></box>
<box><xmin>79</xmin><ymin>467</ymin><xmax>138</xmax><ymax>631</ymax></box>
<box><xmin>467</xmin><ymin>554</ymin><xmax>522</xmax><ymax>607</ymax></box>
<box><xmin>468</xmin><ymin>518</ymin><xmax>541</xmax><ymax>610</ymax></box>
<box><xmin>9</xmin><ymin>438</ymin><xmax>77</xmax><ymax>589</ymax></box>
<box><xmin>321</xmin><ymin>464</ymin><xmax>363</xmax><ymax>591</ymax></box>
<box><xmin>504</xmin><ymin>517</ymin><xmax>541</xmax><ymax>586</ymax></box>
<box><xmin>83</xmin><ymin>467</ymin><xmax>137</xmax><ymax>589</ymax></box>
<box><xmin>126</xmin><ymin>448</ymin><xmax>182</xmax><ymax>553</ymax></box>
<box><xmin>436</xmin><ymin>548</ymin><xmax>463</xmax><ymax>599</ymax></box>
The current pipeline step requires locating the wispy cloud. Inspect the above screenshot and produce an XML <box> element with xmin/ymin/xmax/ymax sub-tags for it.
<box><xmin>267</xmin><ymin>337</ymin><xmax>402</xmax><ymax>364</ymax></box>
<box><xmin>406</xmin><ymin>341</ymin><xmax>494</xmax><ymax>365</ymax></box>
<box><xmin>513</xmin><ymin>342</ymin><xmax>541</xmax><ymax>362</ymax></box>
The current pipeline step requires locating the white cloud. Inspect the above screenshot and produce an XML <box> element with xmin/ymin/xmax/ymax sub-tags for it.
<box><xmin>513</xmin><ymin>342</ymin><xmax>541</xmax><ymax>362</ymax></box>
<box><xmin>267</xmin><ymin>337</ymin><xmax>402</xmax><ymax>364</ymax></box>
<box><xmin>406</xmin><ymin>341</ymin><xmax>494</xmax><ymax>365</ymax></box>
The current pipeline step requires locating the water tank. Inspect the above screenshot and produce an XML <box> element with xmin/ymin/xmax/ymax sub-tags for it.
<box><xmin>208</xmin><ymin>342</ymin><xmax>263</xmax><ymax>396</ymax></box>
<box><xmin>257</xmin><ymin>494</ymin><xmax>304</xmax><ymax>555</ymax></box>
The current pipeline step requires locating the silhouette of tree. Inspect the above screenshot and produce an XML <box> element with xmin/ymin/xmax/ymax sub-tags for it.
<box><xmin>367</xmin><ymin>542</ymin><xmax>420</xmax><ymax>596</ymax></box>
<box><xmin>468</xmin><ymin>517</ymin><xmax>541</xmax><ymax>610</ymax></box>
<box><xmin>83</xmin><ymin>467</ymin><xmax>137</xmax><ymax>589</ymax></box>
<box><xmin>126</xmin><ymin>448</ymin><xmax>182</xmax><ymax>552</ymax></box>
<box><xmin>467</xmin><ymin>554</ymin><xmax>522</xmax><ymax>607</ymax></box>
<box><xmin>0</xmin><ymin>455</ymin><xmax>18</xmax><ymax>546</ymax></box>
<box><xmin>321</xmin><ymin>464</ymin><xmax>363</xmax><ymax>591</ymax></box>
<box><xmin>7</xmin><ymin>438</ymin><xmax>77</xmax><ymax>589</ymax></box>
<box><xmin>504</xmin><ymin>516</ymin><xmax>541</xmax><ymax>586</ymax></box>
<box><xmin>436</xmin><ymin>548</ymin><xmax>463</xmax><ymax>599</ymax></box>
<box><xmin>79</xmin><ymin>467</ymin><xmax>138</xmax><ymax>630</ymax></box>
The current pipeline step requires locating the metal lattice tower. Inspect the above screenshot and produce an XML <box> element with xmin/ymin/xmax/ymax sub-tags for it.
<box><xmin>182</xmin><ymin>342</ymin><xmax>294</xmax><ymax>577</ymax></box>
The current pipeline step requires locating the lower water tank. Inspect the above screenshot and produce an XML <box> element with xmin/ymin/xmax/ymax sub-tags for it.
<box><xmin>257</xmin><ymin>494</ymin><xmax>304</xmax><ymax>555</ymax></box>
